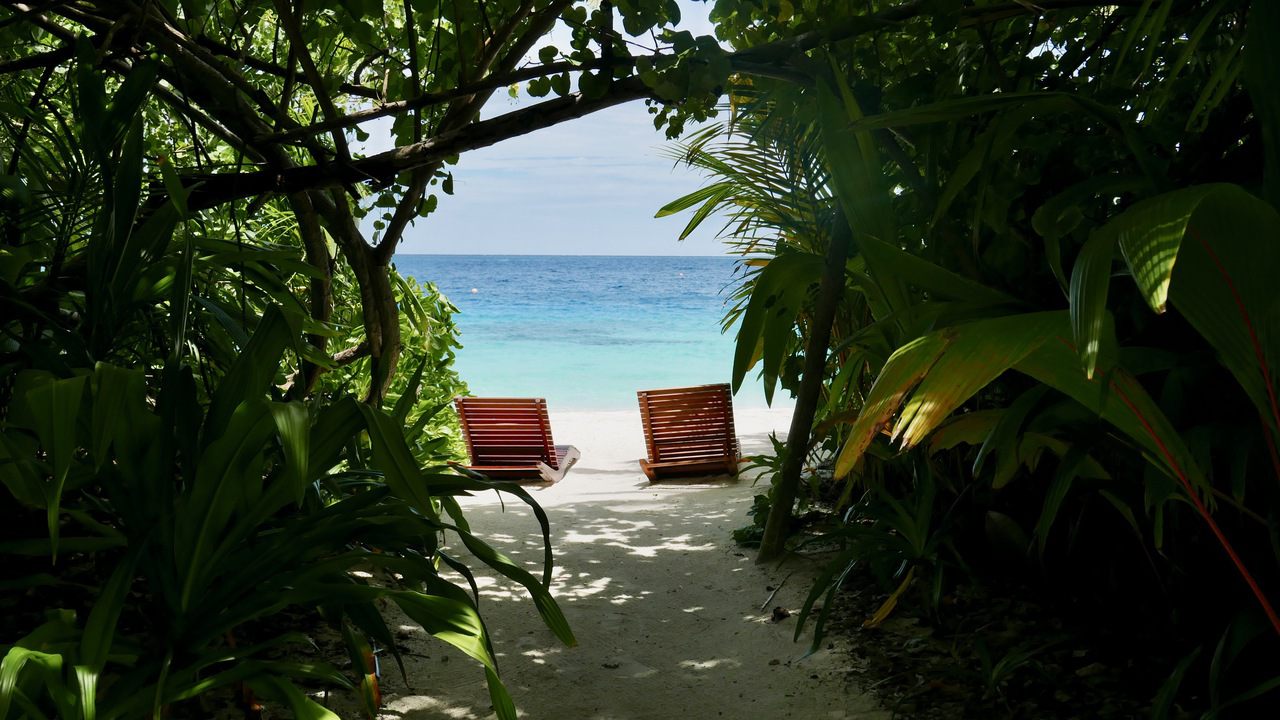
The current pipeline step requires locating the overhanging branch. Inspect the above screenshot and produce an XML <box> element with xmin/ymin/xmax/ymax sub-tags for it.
<box><xmin>162</xmin><ymin>0</ymin><xmax>1132</xmax><ymax>211</ymax></box>
<box><xmin>183</xmin><ymin>76</ymin><xmax>654</xmax><ymax>210</ymax></box>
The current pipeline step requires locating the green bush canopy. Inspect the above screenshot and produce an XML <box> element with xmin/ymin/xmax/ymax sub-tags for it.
<box><xmin>4</xmin><ymin>0</ymin><xmax>1280</xmax><ymax>718</ymax></box>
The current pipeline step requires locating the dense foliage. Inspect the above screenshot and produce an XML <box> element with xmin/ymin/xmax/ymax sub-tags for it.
<box><xmin>666</xmin><ymin>0</ymin><xmax>1280</xmax><ymax>714</ymax></box>
<box><xmin>0</xmin><ymin>44</ymin><xmax>579</xmax><ymax>718</ymax></box>
<box><xmin>7</xmin><ymin>0</ymin><xmax>1280</xmax><ymax>715</ymax></box>
<box><xmin>0</xmin><ymin>1</ymin><xmax>852</xmax><ymax>716</ymax></box>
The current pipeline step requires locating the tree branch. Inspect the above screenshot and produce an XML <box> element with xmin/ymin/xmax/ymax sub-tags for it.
<box><xmin>271</xmin><ymin>0</ymin><xmax>352</xmax><ymax>163</ymax></box>
<box><xmin>182</xmin><ymin>76</ymin><xmax>653</xmax><ymax>210</ymax></box>
<box><xmin>0</xmin><ymin>43</ymin><xmax>72</xmax><ymax>74</ymax></box>
<box><xmin>193</xmin><ymin>33</ymin><xmax>381</xmax><ymax>99</ymax></box>
<box><xmin>159</xmin><ymin>0</ymin><xmax>1132</xmax><ymax>211</ymax></box>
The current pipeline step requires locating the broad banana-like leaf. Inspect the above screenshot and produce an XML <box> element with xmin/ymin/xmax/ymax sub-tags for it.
<box><xmin>892</xmin><ymin>312</ymin><xmax>1068</xmax><ymax>449</ymax></box>
<box><xmin>1097</xmin><ymin>184</ymin><xmax>1280</xmax><ymax>434</ymax></box>
<box><xmin>836</xmin><ymin>310</ymin><xmax>1210</xmax><ymax>498</ymax></box>
<box><xmin>1013</xmin><ymin>339</ymin><xmax>1209</xmax><ymax>497</ymax></box>
<box><xmin>834</xmin><ymin>332</ymin><xmax>950</xmax><ymax>477</ymax></box>
<box><xmin>828</xmin><ymin>304</ymin><xmax>1278</xmax><ymax>615</ymax></box>
<box><xmin>929</xmin><ymin>411</ymin><xmax>1002</xmax><ymax>452</ymax></box>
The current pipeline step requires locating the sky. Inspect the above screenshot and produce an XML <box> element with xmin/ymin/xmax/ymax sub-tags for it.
<box><xmin>366</xmin><ymin>1</ymin><xmax>728</xmax><ymax>257</ymax></box>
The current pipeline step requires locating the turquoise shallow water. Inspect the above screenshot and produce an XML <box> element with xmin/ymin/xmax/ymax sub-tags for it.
<box><xmin>394</xmin><ymin>254</ymin><xmax>778</xmax><ymax>411</ymax></box>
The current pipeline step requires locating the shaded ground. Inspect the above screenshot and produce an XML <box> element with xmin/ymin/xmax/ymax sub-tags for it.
<box><xmin>821</xmin><ymin>574</ymin><xmax>1155</xmax><ymax>719</ymax></box>
<box><xmin>336</xmin><ymin>408</ymin><xmax>887</xmax><ymax>719</ymax></box>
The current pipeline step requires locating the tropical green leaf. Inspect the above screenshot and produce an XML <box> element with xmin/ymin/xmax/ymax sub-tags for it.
<box><xmin>1032</xmin><ymin>175</ymin><xmax>1148</xmax><ymax>243</ymax></box>
<box><xmin>973</xmin><ymin>386</ymin><xmax>1047</xmax><ymax>485</ymax></box>
<box><xmin>929</xmin><ymin>411</ymin><xmax>1002</xmax><ymax>453</ymax></box>
<box><xmin>1013</xmin><ymin>341</ymin><xmax>1209</xmax><ymax>498</ymax></box>
<box><xmin>445</xmin><ymin>523</ymin><xmax>576</xmax><ymax>647</ymax></box>
<box><xmin>90</xmin><ymin>364</ymin><xmax>145</xmax><ymax>470</ymax></box>
<box><xmin>75</xmin><ymin>551</ymin><xmax>139</xmax><ymax>720</ymax></box>
<box><xmin>932</xmin><ymin>104</ymin><xmax>1039</xmax><ymax>231</ymax></box>
<box><xmin>486</xmin><ymin>667</ymin><xmax>517</xmax><ymax>720</ymax></box>
<box><xmin>389</xmin><ymin>590</ymin><xmax>497</xmax><ymax>671</ymax></box>
<box><xmin>309</xmin><ymin>398</ymin><xmax>364</xmax><ymax>475</ymax></box>
<box><xmin>247</xmin><ymin>675</ymin><xmax>341</xmax><ymax>720</ymax></box>
<box><xmin>834</xmin><ymin>331</ymin><xmax>949</xmax><ymax>478</ymax></box>
<box><xmin>730</xmin><ymin>251</ymin><xmax>823</xmax><ymax>397</ymax></box>
<box><xmin>1033</xmin><ymin>446</ymin><xmax>1091</xmax><ymax>555</ymax></box>
<box><xmin>268</xmin><ymin>402</ymin><xmax>311</xmax><ymax>505</ymax></box>
<box><xmin>893</xmin><ymin>313</ymin><xmax>1067</xmax><ymax>449</ymax></box>
<box><xmin>1069</xmin><ymin>231</ymin><xmax>1118</xmax><ymax>379</ymax></box>
<box><xmin>204</xmin><ymin>305</ymin><xmax>296</xmax><ymax>445</ymax></box>
<box><xmin>817</xmin><ymin>69</ymin><xmax>904</xmax><ymax>315</ymax></box>
<box><xmin>849</xmin><ymin>92</ymin><xmax>1071</xmax><ymax>131</ymax></box>
<box><xmin>177</xmin><ymin>398</ymin><xmax>275</xmax><ymax>611</ymax></box>
<box><xmin>655</xmin><ymin>181</ymin><xmax>734</xmax><ymax>240</ymax></box>
<box><xmin>1106</xmin><ymin>184</ymin><xmax>1280</xmax><ymax>433</ymax></box>
<box><xmin>0</xmin><ymin>648</ymin><xmax>76</xmax><ymax>720</ymax></box>
<box><xmin>1243</xmin><ymin>0</ymin><xmax>1280</xmax><ymax>206</ymax></box>
<box><xmin>20</xmin><ymin>373</ymin><xmax>88</xmax><ymax>560</ymax></box>
<box><xmin>357</xmin><ymin>404</ymin><xmax>438</xmax><ymax>518</ymax></box>
<box><xmin>1152</xmin><ymin>647</ymin><xmax>1200</xmax><ymax>720</ymax></box>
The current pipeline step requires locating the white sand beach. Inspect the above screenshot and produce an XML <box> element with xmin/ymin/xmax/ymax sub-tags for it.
<box><xmin>362</xmin><ymin>407</ymin><xmax>886</xmax><ymax>719</ymax></box>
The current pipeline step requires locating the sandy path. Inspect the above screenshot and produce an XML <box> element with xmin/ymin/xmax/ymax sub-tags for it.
<box><xmin>370</xmin><ymin>408</ymin><xmax>885</xmax><ymax>720</ymax></box>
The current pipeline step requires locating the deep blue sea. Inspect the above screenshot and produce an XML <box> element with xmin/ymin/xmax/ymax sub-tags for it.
<box><xmin>394</xmin><ymin>254</ymin><xmax>777</xmax><ymax>411</ymax></box>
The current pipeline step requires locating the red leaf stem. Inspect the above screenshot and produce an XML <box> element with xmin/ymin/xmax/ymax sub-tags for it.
<box><xmin>1111</xmin><ymin>373</ymin><xmax>1280</xmax><ymax>636</ymax></box>
<box><xmin>1188</xmin><ymin>226</ymin><xmax>1280</xmax><ymax>482</ymax></box>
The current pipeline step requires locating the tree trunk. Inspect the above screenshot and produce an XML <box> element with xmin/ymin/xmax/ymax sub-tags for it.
<box><xmin>364</xmin><ymin>258</ymin><xmax>401</xmax><ymax>405</ymax></box>
<box><xmin>288</xmin><ymin>190</ymin><xmax>334</xmax><ymax>397</ymax></box>
<box><xmin>318</xmin><ymin>190</ymin><xmax>402</xmax><ymax>406</ymax></box>
<box><xmin>756</xmin><ymin>223</ymin><xmax>851</xmax><ymax>563</ymax></box>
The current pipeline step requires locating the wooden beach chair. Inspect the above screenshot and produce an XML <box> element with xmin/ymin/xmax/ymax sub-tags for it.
<box><xmin>454</xmin><ymin>397</ymin><xmax>580</xmax><ymax>483</ymax></box>
<box><xmin>636</xmin><ymin>383</ymin><xmax>741</xmax><ymax>481</ymax></box>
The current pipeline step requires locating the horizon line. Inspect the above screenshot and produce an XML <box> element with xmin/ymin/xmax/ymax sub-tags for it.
<box><xmin>393</xmin><ymin>252</ymin><xmax>734</xmax><ymax>258</ymax></box>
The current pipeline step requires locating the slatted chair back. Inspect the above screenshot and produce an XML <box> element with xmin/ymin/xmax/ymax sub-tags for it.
<box><xmin>455</xmin><ymin>397</ymin><xmax>560</xmax><ymax>470</ymax></box>
<box><xmin>637</xmin><ymin>383</ymin><xmax>739</xmax><ymax>466</ymax></box>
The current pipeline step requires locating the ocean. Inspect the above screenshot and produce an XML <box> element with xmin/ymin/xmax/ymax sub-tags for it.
<box><xmin>394</xmin><ymin>254</ymin><xmax>782</xmax><ymax>411</ymax></box>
